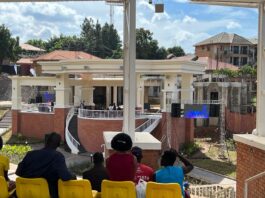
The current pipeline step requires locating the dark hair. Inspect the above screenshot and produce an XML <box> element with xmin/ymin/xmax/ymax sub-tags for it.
<box><xmin>45</xmin><ymin>132</ymin><xmax>61</xmax><ymax>149</ymax></box>
<box><xmin>93</xmin><ymin>152</ymin><xmax>104</xmax><ymax>165</ymax></box>
<box><xmin>111</xmin><ymin>133</ymin><xmax>133</xmax><ymax>152</ymax></box>
<box><xmin>131</xmin><ymin>146</ymin><xmax>143</xmax><ymax>163</ymax></box>
<box><xmin>0</xmin><ymin>136</ymin><xmax>3</xmax><ymax>150</ymax></box>
<box><xmin>161</xmin><ymin>150</ymin><xmax>177</xmax><ymax>166</ymax></box>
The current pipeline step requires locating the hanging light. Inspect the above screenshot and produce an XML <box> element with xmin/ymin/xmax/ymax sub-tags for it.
<box><xmin>155</xmin><ymin>0</ymin><xmax>164</xmax><ymax>13</ymax></box>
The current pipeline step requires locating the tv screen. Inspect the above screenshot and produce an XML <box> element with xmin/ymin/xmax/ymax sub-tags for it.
<box><xmin>184</xmin><ymin>104</ymin><xmax>209</xmax><ymax>118</ymax></box>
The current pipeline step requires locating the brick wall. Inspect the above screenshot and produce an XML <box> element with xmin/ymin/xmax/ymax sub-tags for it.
<box><xmin>105</xmin><ymin>148</ymin><xmax>161</xmax><ymax>170</ymax></box>
<box><xmin>16</xmin><ymin>112</ymin><xmax>54</xmax><ymax>139</ymax></box>
<box><xmin>236</xmin><ymin>142</ymin><xmax>265</xmax><ymax>198</ymax></box>
<box><xmin>152</xmin><ymin>112</ymin><xmax>194</xmax><ymax>151</ymax></box>
<box><xmin>78</xmin><ymin>118</ymin><xmax>147</xmax><ymax>152</ymax></box>
<box><xmin>53</xmin><ymin>108</ymin><xmax>70</xmax><ymax>139</ymax></box>
<box><xmin>226</xmin><ymin>110</ymin><xmax>256</xmax><ymax>134</ymax></box>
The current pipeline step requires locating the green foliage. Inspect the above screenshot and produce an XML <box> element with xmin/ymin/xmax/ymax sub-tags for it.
<box><xmin>27</xmin><ymin>39</ymin><xmax>46</xmax><ymax>50</ymax></box>
<box><xmin>214</xmin><ymin>68</ymin><xmax>238</xmax><ymax>78</ymax></box>
<box><xmin>0</xmin><ymin>144</ymin><xmax>32</xmax><ymax>164</ymax></box>
<box><xmin>238</xmin><ymin>65</ymin><xmax>256</xmax><ymax>76</ymax></box>
<box><xmin>180</xmin><ymin>141</ymin><xmax>200</xmax><ymax>156</ymax></box>
<box><xmin>0</xmin><ymin>24</ymin><xmax>21</xmax><ymax>64</ymax></box>
<box><xmin>167</xmin><ymin>46</ymin><xmax>185</xmax><ymax>57</ymax></box>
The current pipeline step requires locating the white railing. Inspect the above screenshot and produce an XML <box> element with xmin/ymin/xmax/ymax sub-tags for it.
<box><xmin>190</xmin><ymin>184</ymin><xmax>235</xmax><ymax>198</ymax></box>
<box><xmin>21</xmin><ymin>103</ymin><xmax>54</xmax><ymax>113</ymax></box>
<box><xmin>135</xmin><ymin>115</ymin><xmax>161</xmax><ymax>133</ymax></box>
<box><xmin>244</xmin><ymin>171</ymin><xmax>265</xmax><ymax>198</ymax></box>
<box><xmin>78</xmin><ymin>109</ymin><xmax>142</xmax><ymax>119</ymax></box>
<box><xmin>65</xmin><ymin>107</ymin><xmax>80</xmax><ymax>154</ymax></box>
<box><xmin>171</xmin><ymin>100</ymin><xmax>221</xmax><ymax>104</ymax></box>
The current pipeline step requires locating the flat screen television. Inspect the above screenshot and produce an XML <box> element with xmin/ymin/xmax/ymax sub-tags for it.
<box><xmin>184</xmin><ymin>104</ymin><xmax>209</xmax><ymax>118</ymax></box>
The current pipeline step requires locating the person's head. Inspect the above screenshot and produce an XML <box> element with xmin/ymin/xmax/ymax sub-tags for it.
<box><xmin>0</xmin><ymin>136</ymin><xmax>3</xmax><ymax>150</ymax></box>
<box><xmin>93</xmin><ymin>152</ymin><xmax>104</xmax><ymax>165</ymax></box>
<box><xmin>111</xmin><ymin>133</ymin><xmax>133</xmax><ymax>152</ymax></box>
<box><xmin>161</xmin><ymin>149</ymin><xmax>177</xmax><ymax>166</ymax></box>
<box><xmin>131</xmin><ymin>146</ymin><xmax>143</xmax><ymax>163</ymax></box>
<box><xmin>45</xmin><ymin>132</ymin><xmax>61</xmax><ymax>149</ymax></box>
<box><xmin>183</xmin><ymin>182</ymin><xmax>190</xmax><ymax>190</ymax></box>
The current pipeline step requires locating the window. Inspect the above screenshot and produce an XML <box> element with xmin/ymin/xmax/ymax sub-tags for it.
<box><xmin>232</xmin><ymin>46</ymin><xmax>239</xmax><ymax>54</ymax></box>
<box><xmin>233</xmin><ymin>57</ymin><xmax>239</xmax><ymax>66</ymax></box>
<box><xmin>240</xmin><ymin>46</ymin><xmax>248</xmax><ymax>54</ymax></box>
<box><xmin>207</xmin><ymin>46</ymin><xmax>210</xmax><ymax>51</ymax></box>
<box><xmin>241</xmin><ymin>57</ymin><xmax>248</xmax><ymax>66</ymax></box>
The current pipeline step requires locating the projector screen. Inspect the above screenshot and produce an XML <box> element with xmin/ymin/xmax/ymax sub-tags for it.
<box><xmin>184</xmin><ymin>104</ymin><xmax>209</xmax><ymax>118</ymax></box>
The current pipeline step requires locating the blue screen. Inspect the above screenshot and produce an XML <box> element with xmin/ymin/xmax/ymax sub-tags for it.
<box><xmin>184</xmin><ymin>104</ymin><xmax>209</xmax><ymax>118</ymax></box>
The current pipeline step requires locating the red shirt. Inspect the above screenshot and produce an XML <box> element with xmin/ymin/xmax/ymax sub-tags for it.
<box><xmin>134</xmin><ymin>163</ymin><xmax>154</xmax><ymax>183</ymax></box>
<box><xmin>106</xmin><ymin>153</ymin><xmax>136</xmax><ymax>182</ymax></box>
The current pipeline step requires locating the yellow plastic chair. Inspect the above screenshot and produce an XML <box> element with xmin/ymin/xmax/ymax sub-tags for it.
<box><xmin>16</xmin><ymin>177</ymin><xmax>50</xmax><ymax>198</ymax></box>
<box><xmin>101</xmin><ymin>180</ymin><xmax>136</xmax><ymax>198</ymax></box>
<box><xmin>0</xmin><ymin>155</ymin><xmax>9</xmax><ymax>176</ymax></box>
<box><xmin>58</xmin><ymin>179</ymin><xmax>98</xmax><ymax>198</ymax></box>
<box><xmin>146</xmin><ymin>182</ymin><xmax>182</xmax><ymax>198</ymax></box>
<box><xmin>0</xmin><ymin>163</ymin><xmax>4</xmax><ymax>177</ymax></box>
<box><xmin>0</xmin><ymin>176</ymin><xmax>10</xmax><ymax>198</ymax></box>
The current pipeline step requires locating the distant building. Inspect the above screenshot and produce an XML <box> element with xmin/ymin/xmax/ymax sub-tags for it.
<box><xmin>194</xmin><ymin>32</ymin><xmax>257</xmax><ymax>67</ymax></box>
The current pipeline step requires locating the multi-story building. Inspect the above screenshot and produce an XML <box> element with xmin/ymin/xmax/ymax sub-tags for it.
<box><xmin>194</xmin><ymin>32</ymin><xmax>257</xmax><ymax>67</ymax></box>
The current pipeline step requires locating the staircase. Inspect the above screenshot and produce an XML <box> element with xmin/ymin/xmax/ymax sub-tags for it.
<box><xmin>0</xmin><ymin>110</ymin><xmax>12</xmax><ymax>135</ymax></box>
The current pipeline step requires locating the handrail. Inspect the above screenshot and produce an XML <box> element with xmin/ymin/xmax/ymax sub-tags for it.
<box><xmin>65</xmin><ymin>107</ymin><xmax>80</xmax><ymax>154</ymax></box>
<box><xmin>190</xmin><ymin>184</ymin><xmax>235</xmax><ymax>198</ymax></box>
<box><xmin>210</xmin><ymin>187</ymin><xmax>235</xmax><ymax>198</ymax></box>
<box><xmin>244</xmin><ymin>170</ymin><xmax>265</xmax><ymax>198</ymax></box>
<box><xmin>78</xmin><ymin>109</ymin><xmax>142</xmax><ymax>119</ymax></box>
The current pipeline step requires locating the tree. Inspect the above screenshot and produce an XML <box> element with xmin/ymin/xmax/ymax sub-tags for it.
<box><xmin>27</xmin><ymin>39</ymin><xmax>46</xmax><ymax>50</ymax></box>
<box><xmin>0</xmin><ymin>24</ymin><xmax>21</xmax><ymax>65</ymax></box>
<box><xmin>167</xmin><ymin>46</ymin><xmax>185</xmax><ymax>57</ymax></box>
<box><xmin>136</xmin><ymin>28</ymin><xmax>160</xmax><ymax>59</ymax></box>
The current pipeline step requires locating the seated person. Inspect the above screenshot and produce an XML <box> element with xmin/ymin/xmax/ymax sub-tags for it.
<box><xmin>131</xmin><ymin>146</ymin><xmax>154</xmax><ymax>183</ymax></box>
<box><xmin>154</xmin><ymin>149</ymin><xmax>193</xmax><ymax>197</ymax></box>
<box><xmin>106</xmin><ymin>133</ymin><xmax>137</xmax><ymax>182</ymax></box>
<box><xmin>0</xmin><ymin>136</ymin><xmax>16</xmax><ymax>192</ymax></box>
<box><xmin>83</xmin><ymin>152</ymin><xmax>109</xmax><ymax>192</ymax></box>
<box><xmin>16</xmin><ymin>132</ymin><xmax>76</xmax><ymax>198</ymax></box>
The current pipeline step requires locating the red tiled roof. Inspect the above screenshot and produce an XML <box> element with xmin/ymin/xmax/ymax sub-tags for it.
<box><xmin>16</xmin><ymin>58</ymin><xmax>33</xmax><ymax>64</ymax></box>
<box><xmin>33</xmin><ymin>50</ymin><xmax>101</xmax><ymax>61</ymax></box>
<box><xmin>20</xmin><ymin>43</ymin><xmax>45</xmax><ymax>52</ymax></box>
<box><xmin>197</xmin><ymin>57</ymin><xmax>238</xmax><ymax>71</ymax></box>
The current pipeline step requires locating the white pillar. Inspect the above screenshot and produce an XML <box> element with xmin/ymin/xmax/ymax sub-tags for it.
<box><xmin>54</xmin><ymin>74</ymin><xmax>71</xmax><ymax>108</ymax></box>
<box><xmin>181</xmin><ymin>73</ymin><xmax>194</xmax><ymax>102</ymax></box>
<box><xmin>162</xmin><ymin>74</ymin><xmax>178</xmax><ymax>112</ymax></box>
<box><xmin>82</xmin><ymin>87</ymin><xmax>95</xmax><ymax>106</ymax></box>
<box><xmin>11</xmin><ymin>77</ymin><xmax>22</xmax><ymax>110</ymax></box>
<box><xmin>113</xmin><ymin>86</ymin><xmax>118</xmax><ymax>105</ymax></box>
<box><xmin>256</xmin><ymin>3</ymin><xmax>265</xmax><ymax>137</ymax></box>
<box><xmin>123</xmin><ymin>0</ymin><xmax>136</xmax><ymax>140</ymax></box>
<box><xmin>106</xmin><ymin>86</ymin><xmax>111</xmax><ymax>106</ymax></box>
<box><xmin>136</xmin><ymin>74</ymin><xmax>144</xmax><ymax>109</ymax></box>
<box><xmin>74</xmin><ymin>86</ymin><xmax>82</xmax><ymax>106</ymax></box>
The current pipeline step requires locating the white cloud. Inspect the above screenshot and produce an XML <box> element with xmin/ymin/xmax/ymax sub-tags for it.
<box><xmin>226</xmin><ymin>21</ymin><xmax>241</xmax><ymax>29</ymax></box>
<box><xmin>173</xmin><ymin>0</ymin><xmax>188</xmax><ymax>3</ymax></box>
<box><xmin>182</xmin><ymin>15</ymin><xmax>197</xmax><ymax>23</ymax></box>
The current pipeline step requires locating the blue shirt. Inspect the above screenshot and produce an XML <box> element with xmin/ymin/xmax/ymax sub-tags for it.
<box><xmin>155</xmin><ymin>166</ymin><xmax>184</xmax><ymax>196</ymax></box>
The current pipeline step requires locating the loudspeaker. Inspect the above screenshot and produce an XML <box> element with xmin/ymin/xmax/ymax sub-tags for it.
<box><xmin>171</xmin><ymin>103</ymin><xmax>181</xmax><ymax>117</ymax></box>
<box><xmin>209</xmin><ymin>104</ymin><xmax>220</xmax><ymax>117</ymax></box>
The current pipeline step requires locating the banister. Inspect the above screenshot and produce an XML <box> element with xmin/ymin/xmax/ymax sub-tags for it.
<box><xmin>244</xmin><ymin>170</ymin><xmax>265</xmax><ymax>198</ymax></box>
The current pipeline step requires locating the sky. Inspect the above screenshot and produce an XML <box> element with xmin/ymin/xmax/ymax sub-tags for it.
<box><xmin>0</xmin><ymin>0</ymin><xmax>258</xmax><ymax>54</ymax></box>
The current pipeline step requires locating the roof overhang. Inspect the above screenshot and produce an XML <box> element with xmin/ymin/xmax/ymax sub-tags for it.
<box><xmin>39</xmin><ymin>59</ymin><xmax>206</xmax><ymax>75</ymax></box>
<box><xmin>190</xmin><ymin>0</ymin><xmax>262</xmax><ymax>8</ymax></box>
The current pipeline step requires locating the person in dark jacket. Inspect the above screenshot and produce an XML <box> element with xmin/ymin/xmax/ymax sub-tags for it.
<box><xmin>16</xmin><ymin>132</ymin><xmax>76</xmax><ymax>198</ymax></box>
<box><xmin>83</xmin><ymin>152</ymin><xmax>109</xmax><ymax>192</ymax></box>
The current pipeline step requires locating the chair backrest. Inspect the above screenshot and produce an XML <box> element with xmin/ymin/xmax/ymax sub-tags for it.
<box><xmin>58</xmin><ymin>179</ymin><xmax>95</xmax><ymax>198</ymax></box>
<box><xmin>101</xmin><ymin>180</ymin><xmax>136</xmax><ymax>198</ymax></box>
<box><xmin>0</xmin><ymin>176</ymin><xmax>9</xmax><ymax>198</ymax></box>
<box><xmin>0</xmin><ymin>155</ymin><xmax>9</xmax><ymax>175</ymax></box>
<box><xmin>16</xmin><ymin>177</ymin><xmax>50</xmax><ymax>198</ymax></box>
<box><xmin>146</xmin><ymin>182</ymin><xmax>182</xmax><ymax>198</ymax></box>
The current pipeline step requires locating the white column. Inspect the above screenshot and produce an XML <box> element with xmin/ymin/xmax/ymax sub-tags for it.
<box><xmin>256</xmin><ymin>3</ymin><xmax>265</xmax><ymax>137</ymax></box>
<box><xmin>82</xmin><ymin>87</ymin><xmax>95</xmax><ymax>106</ymax></box>
<box><xmin>123</xmin><ymin>0</ymin><xmax>136</xmax><ymax>140</ymax></box>
<box><xmin>11</xmin><ymin>77</ymin><xmax>22</xmax><ymax>110</ymax></box>
<box><xmin>106</xmin><ymin>86</ymin><xmax>111</xmax><ymax>106</ymax></box>
<box><xmin>74</xmin><ymin>86</ymin><xmax>82</xmax><ymax>106</ymax></box>
<box><xmin>136</xmin><ymin>74</ymin><xmax>144</xmax><ymax>109</ymax></box>
<box><xmin>54</xmin><ymin>74</ymin><xmax>71</xmax><ymax>108</ymax></box>
<box><xmin>181</xmin><ymin>73</ymin><xmax>194</xmax><ymax>102</ymax></box>
<box><xmin>161</xmin><ymin>74</ymin><xmax>178</xmax><ymax>112</ymax></box>
<box><xmin>113</xmin><ymin>86</ymin><xmax>118</xmax><ymax>105</ymax></box>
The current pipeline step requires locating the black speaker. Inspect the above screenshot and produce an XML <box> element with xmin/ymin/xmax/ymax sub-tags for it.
<box><xmin>171</xmin><ymin>103</ymin><xmax>181</xmax><ymax>117</ymax></box>
<box><xmin>209</xmin><ymin>104</ymin><xmax>220</xmax><ymax>117</ymax></box>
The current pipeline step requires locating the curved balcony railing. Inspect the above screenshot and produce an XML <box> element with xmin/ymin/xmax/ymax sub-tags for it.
<box><xmin>21</xmin><ymin>103</ymin><xmax>54</xmax><ymax>113</ymax></box>
<box><xmin>78</xmin><ymin>109</ymin><xmax>142</xmax><ymax>119</ymax></box>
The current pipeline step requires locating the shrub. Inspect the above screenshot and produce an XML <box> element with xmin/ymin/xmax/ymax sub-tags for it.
<box><xmin>0</xmin><ymin>144</ymin><xmax>32</xmax><ymax>164</ymax></box>
<box><xmin>180</xmin><ymin>142</ymin><xmax>200</xmax><ymax>156</ymax></box>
